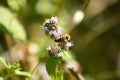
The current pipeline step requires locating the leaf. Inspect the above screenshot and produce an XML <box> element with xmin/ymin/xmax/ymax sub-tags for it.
<box><xmin>7</xmin><ymin>0</ymin><xmax>27</xmax><ymax>11</ymax></box>
<box><xmin>60</xmin><ymin>50</ymin><xmax>76</xmax><ymax>63</ymax></box>
<box><xmin>8</xmin><ymin>61</ymin><xmax>20</xmax><ymax>74</ymax></box>
<box><xmin>61</xmin><ymin>50</ymin><xmax>70</xmax><ymax>58</ymax></box>
<box><xmin>46</xmin><ymin>57</ymin><xmax>63</xmax><ymax>80</ymax></box>
<box><xmin>46</xmin><ymin>57</ymin><xmax>60</xmax><ymax>75</ymax></box>
<box><xmin>15</xmin><ymin>69</ymin><xmax>31</xmax><ymax>77</ymax></box>
<box><xmin>35</xmin><ymin>0</ymin><xmax>56</xmax><ymax>15</ymax></box>
<box><xmin>0</xmin><ymin>6</ymin><xmax>26</xmax><ymax>41</ymax></box>
<box><xmin>0</xmin><ymin>24</ymin><xmax>9</xmax><ymax>34</ymax></box>
<box><xmin>60</xmin><ymin>50</ymin><xmax>71</xmax><ymax>62</ymax></box>
<box><xmin>0</xmin><ymin>77</ymin><xmax>4</xmax><ymax>80</ymax></box>
<box><xmin>0</xmin><ymin>57</ymin><xmax>31</xmax><ymax>78</ymax></box>
<box><xmin>0</xmin><ymin>57</ymin><xmax>11</xmax><ymax>69</ymax></box>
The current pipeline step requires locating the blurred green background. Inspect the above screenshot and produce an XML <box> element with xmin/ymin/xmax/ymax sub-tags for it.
<box><xmin>0</xmin><ymin>0</ymin><xmax>120</xmax><ymax>80</ymax></box>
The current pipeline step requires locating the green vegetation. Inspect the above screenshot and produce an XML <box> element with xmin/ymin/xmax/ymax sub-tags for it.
<box><xmin>0</xmin><ymin>0</ymin><xmax>120</xmax><ymax>80</ymax></box>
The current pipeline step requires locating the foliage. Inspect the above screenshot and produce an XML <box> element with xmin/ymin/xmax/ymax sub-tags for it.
<box><xmin>0</xmin><ymin>57</ymin><xmax>31</xmax><ymax>80</ymax></box>
<box><xmin>0</xmin><ymin>0</ymin><xmax>120</xmax><ymax>80</ymax></box>
<box><xmin>46</xmin><ymin>57</ymin><xmax>63</xmax><ymax>80</ymax></box>
<box><xmin>41</xmin><ymin>16</ymin><xmax>73</xmax><ymax>80</ymax></box>
<box><xmin>0</xmin><ymin>6</ymin><xmax>26</xmax><ymax>41</ymax></box>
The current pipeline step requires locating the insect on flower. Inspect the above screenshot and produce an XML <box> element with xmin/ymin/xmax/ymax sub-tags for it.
<box><xmin>55</xmin><ymin>34</ymin><xmax>70</xmax><ymax>42</ymax></box>
<box><xmin>55</xmin><ymin>34</ymin><xmax>73</xmax><ymax>50</ymax></box>
<box><xmin>41</xmin><ymin>16</ymin><xmax>73</xmax><ymax>57</ymax></box>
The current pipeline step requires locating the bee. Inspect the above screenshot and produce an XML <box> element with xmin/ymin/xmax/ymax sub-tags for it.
<box><xmin>55</xmin><ymin>34</ymin><xmax>73</xmax><ymax>50</ymax></box>
<box><xmin>55</xmin><ymin>34</ymin><xmax>70</xmax><ymax>43</ymax></box>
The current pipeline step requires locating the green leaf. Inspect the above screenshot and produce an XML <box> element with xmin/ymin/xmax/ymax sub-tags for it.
<box><xmin>61</xmin><ymin>50</ymin><xmax>70</xmax><ymax>58</ymax></box>
<box><xmin>46</xmin><ymin>57</ymin><xmax>63</xmax><ymax>80</ymax></box>
<box><xmin>0</xmin><ymin>77</ymin><xmax>4</xmax><ymax>80</ymax></box>
<box><xmin>0</xmin><ymin>6</ymin><xmax>26</xmax><ymax>41</ymax></box>
<box><xmin>61</xmin><ymin>50</ymin><xmax>76</xmax><ymax>63</ymax></box>
<box><xmin>60</xmin><ymin>50</ymin><xmax>71</xmax><ymax>61</ymax></box>
<box><xmin>35</xmin><ymin>0</ymin><xmax>56</xmax><ymax>15</ymax></box>
<box><xmin>46</xmin><ymin>57</ymin><xmax>60</xmax><ymax>75</ymax></box>
<box><xmin>0</xmin><ymin>57</ymin><xmax>31</xmax><ymax>78</ymax></box>
<box><xmin>0</xmin><ymin>57</ymin><xmax>11</xmax><ymax>69</ymax></box>
<box><xmin>11</xmin><ymin>60</ymin><xmax>20</xmax><ymax>69</ymax></box>
<box><xmin>0</xmin><ymin>24</ymin><xmax>9</xmax><ymax>34</ymax></box>
<box><xmin>15</xmin><ymin>70</ymin><xmax>31</xmax><ymax>77</ymax></box>
<box><xmin>7</xmin><ymin>0</ymin><xmax>27</xmax><ymax>11</ymax></box>
<box><xmin>8</xmin><ymin>61</ymin><xmax>20</xmax><ymax>74</ymax></box>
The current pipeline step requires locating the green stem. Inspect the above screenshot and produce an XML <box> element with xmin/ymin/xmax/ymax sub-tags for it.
<box><xmin>56</xmin><ymin>61</ymin><xmax>63</xmax><ymax>80</ymax></box>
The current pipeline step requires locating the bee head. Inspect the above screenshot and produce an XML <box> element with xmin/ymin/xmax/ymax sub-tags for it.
<box><xmin>64</xmin><ymin>34</ymin><xmax>70</xmax><ymax>41</ymax></box>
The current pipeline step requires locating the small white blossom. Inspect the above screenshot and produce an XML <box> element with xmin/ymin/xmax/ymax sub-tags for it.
<box><xmin>48</xmin><ymin>27</ymin><xmax>61</xmax><ymax>39</ymax></box>
<box><xmin>42</xmin><ymin>17</ymin><xmax>60</xmax><ymax>38</ymax></box>
<box><xmin>57</xmin><ymin>27</ymin><xmax>61</xmax><ymax>34</ymax></box>
<box><xmin>47</xmin><ymin>45</ymin><xmax>61</xmax><ymax>57</ymax></box>
<box><xmin>51</xmin><ymin>16</ymin><xmax>58</xmax><ymax>23</ymax></box>
<box><xmin>45</xmin><ymin>19</ymin><xmax>50</xmax><ymax>23</ymax></box>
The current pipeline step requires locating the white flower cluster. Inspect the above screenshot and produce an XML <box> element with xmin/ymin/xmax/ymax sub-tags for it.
<box><xmin>42</xmin><ymin>16</ymin><xmax>73</xmax><ymax>57</ymax></box>
<box><xmin>47</xmin><ymin>44</ymin><xmax>61</xmax><ymax>57</ymax></box>
<box><xmin>41</xmin><ymin>16</ymin><xmax>61</xmax><ymax>39</ymax></box>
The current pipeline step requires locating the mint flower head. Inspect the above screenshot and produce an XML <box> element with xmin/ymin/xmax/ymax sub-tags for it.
<box><xmin>47</xmin><ymin>44</ymin><xmax>61</xmax><ymax>57</ymax></box>
<box><xmin>41</xmin><ymin>16</ymin><xmax>73</xmax><ymax>57</ymax></box>
<box><xmin>41</xmin><ymin>16</ymin><xmax>61</xmax><ymax>39</ymax></box>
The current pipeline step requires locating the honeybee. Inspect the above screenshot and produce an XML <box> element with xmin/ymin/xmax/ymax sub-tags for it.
<box><xmin>55</xmin><ymin>34</ymin><xmax>70</xmax><ymax>43</ymax></box>
<box><xmin>55</xmin><ymin>34</ymin><xmax>73</xmax><ymax>50</ymax></box>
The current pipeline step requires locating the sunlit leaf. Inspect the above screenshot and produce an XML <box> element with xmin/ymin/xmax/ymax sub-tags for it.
<box><xmin>0</xmin><ymin>77</ymin><xmax>3</xmax><ymax>80</ymax></box>
<box><xmin>0</xmin><ymin>57</ymin><xmax>31</xmax><ymax>78</ymax></box>
<box><xmin>15</xmin><ymin>69</ymin><xmax>31</xmax><ymax>77</ymax></box>
<box><xmin>7</xmin><ymin>0</ymin><xmax>27</xmax><ymax>11</ymax></box>
<box><xmin>0</xmin><ymin>57</ymin><xmax>11</xmax><ymax>69</ymax></box>
<box><xmin>0</xmin><ymin>6</ymin><xmax>26</xmax><ymax>41</ymax></box>
<box><xmin>35</xmin><ymin>0</ymin><xmax>56</xmax><ymax>15</ymax></box>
